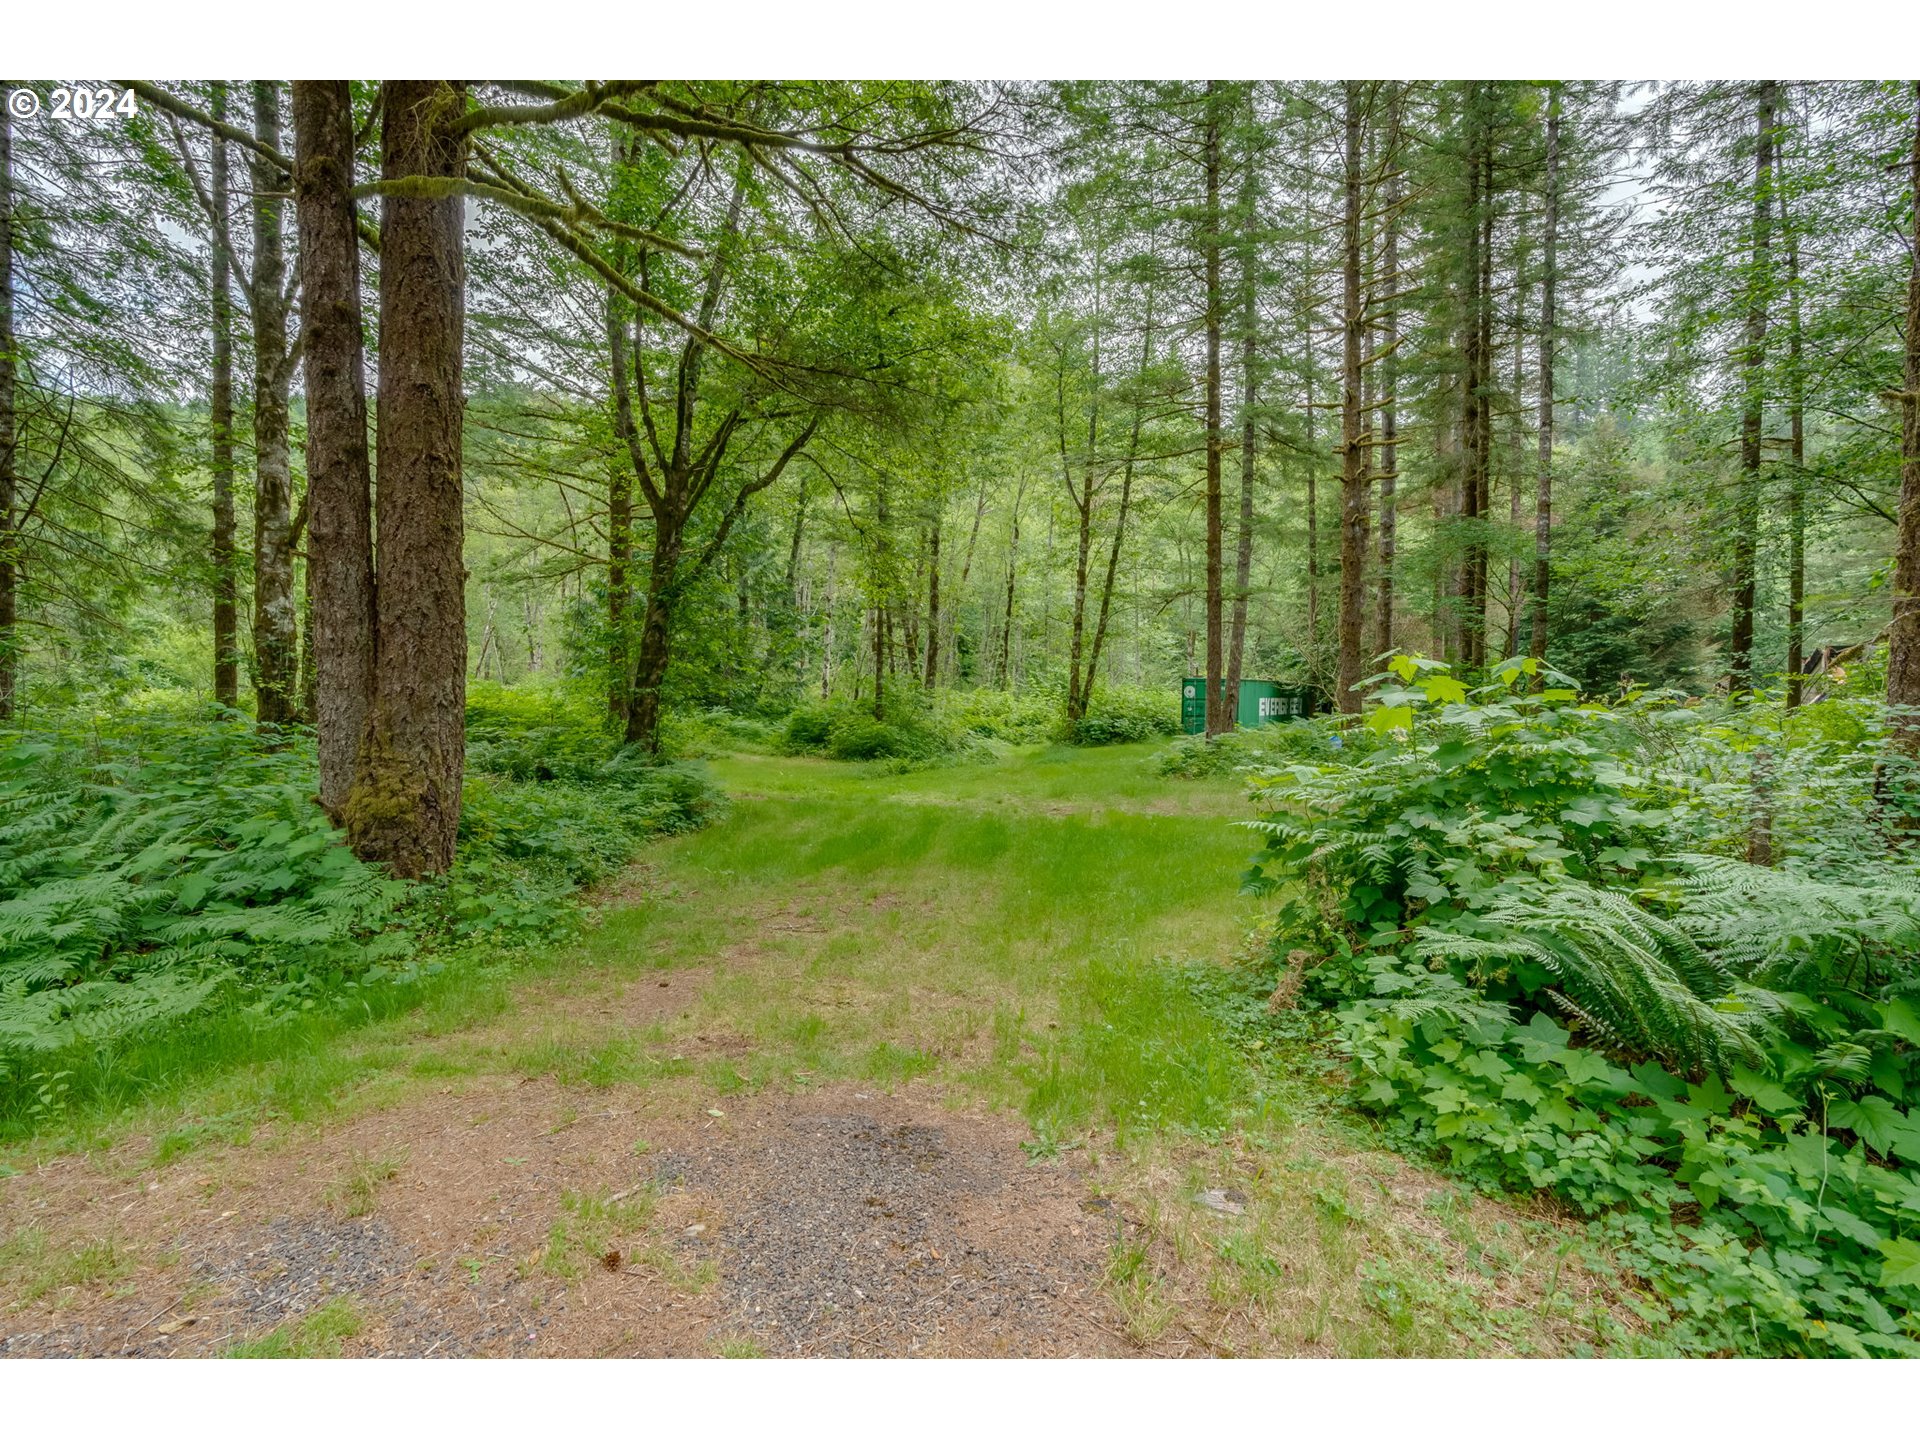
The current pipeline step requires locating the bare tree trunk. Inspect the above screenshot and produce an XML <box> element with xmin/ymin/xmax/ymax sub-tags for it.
<box><xmin>1303</xmin><ymin>276</ymin><xmax>1320</xmax><ymax>664</ymax></box>
<box><xmin>249</xmin><ymin>81</ymin><xmax>298</xmax><ymax>726</ymax></box>
<box><xmin>1506</xmin><ymin>270</ymin><xmax>1527</xmax><ymax>661</ymax></box>
<box><xmin>627</xmin><ymin>538</ymin><xmax>679</xmax><ymax>748</ymax></box>
<box><xmin>0</xmin><ymin>95</ymin><xmax>16</xmax><ymax>720</ymax></box>
<box><xmin>206</xmin><ymin>83</ymin><xmax>240</xmax><ymax>710</ymax></box>
<box><xmin>924</xmin><ymin>509</ymin><xmax>940</xmax><ymax>687</ymax></box>
<box><xmin>1335</xmin><ymin>81</ymin><xmax>1369</xmax><ymax>714</ymax></box>
<box><xmin>1375</xmin><ymin>87</ymin><xmax>1401</xmax><ymax>662</ymax></box>
<box><xmin>1203</xmin><ymin>81</ymin><xmax>1228</xmax><ymax>736</ymax></box>
<box><xmin>1530</xmin><ymin>85</ymin><xmax>1560</xmax><ymax>672</ymax></box>
<box><xmin>604</xmin><ymin>298</ymin><xmax>637</xmax><ymax>729</ymax></box>
<box><xmin>293</xmin><ymin>80</ymin><xmax>376</xmax><ymax>818</ymax></box>
<box><xmin>1730</xmin><ymin>80</ymin><xmax>1776</xmax><ymax>695</ymax></box>
<box><xmin>344</xmin><ymin>80</ymin><xmax>469</xmax><ymax>877</ymax></box>
<box><xmin>1891</xmin><ymin>82</ymin><xmax>1920</xmax><ymax>749</ymax></box>
<box><xmin>997</xmin><ymin>477</ymin><xmax>1025</xmax><ymax>689</ymax></box>
<box><xmin>1083</xmin><ymin>307</ymin><xmax>1156</xmax><ymax>716</ymax></box>
<box><xmin>1458</xmin><ymin>88</ymin><xmax>1494</xmax><ymax>671</ymax></box>
<box><xmin>1226</xmin><ymin>94</ymin><xmax>1258</xmax><ymax>720</ymax></box>
<box><xmin>820</xmin><ymin>542</ymin><xmax>837</xmax><ymax>700</ymax></box>
<box><xmin>1778</xmin><ymin>104</ymin><xmax>1806</xmax><ymax>708</ymax></box>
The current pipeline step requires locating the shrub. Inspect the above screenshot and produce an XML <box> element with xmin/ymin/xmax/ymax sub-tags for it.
<box><xmin>0</xmin><ymin>691</ymin><xmax>723</xmax><ymax>1113</ymax></box>
<box><xmin>1246</xmin><ymin>654</ymin><xmax>1920</xmax><ymax>1356</ymax></box>
<box><xmin>931</xmin><ymin>688</ymin><xmax>1056</xmax><ymax>746</ymax></box>
<box><xmin>658</xmin><ymin>707</ymin><xmax>782</xmax><ymax>759</ymax></box>
<box><xmin>1064</xmin><ymin>685</ymin><xmax>1180</xmax><ymax>747</ymax></box>
<box><xmin>465</xmin><ymin>681</ymin><xmax>611</xmax><ymax>783</ymax></box>
<box><xmin>779</xmin><ymin>698</ymin><xmax>976</xmax><ymax>765</ymax></box>
<box><xmin>1157</xmin><ymin>716</ymin><xmax>1360</xmax><ymax>778</ymax></box>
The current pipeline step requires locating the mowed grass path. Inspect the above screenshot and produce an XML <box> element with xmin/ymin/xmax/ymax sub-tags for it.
<box><xmin>2</xmin><ymin>742</ymin><xmax>1628</xmax><ymax>1356</ymax></box>
<box><xmin>596</xmin><ymin>744</ymin><xmax>1264</xmax><ymax>1121</ymax></box>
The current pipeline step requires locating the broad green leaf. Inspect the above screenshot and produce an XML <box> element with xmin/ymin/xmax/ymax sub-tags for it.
<box><xmin>1876</xmin><ymin>1236</ymin><xmax>1920</xmax><ymax>1290</ymax></box>
<box><xmin>1365</xmin><ymin>705</ymin><xmax>1413</xmax><ymax>736</ymax></box>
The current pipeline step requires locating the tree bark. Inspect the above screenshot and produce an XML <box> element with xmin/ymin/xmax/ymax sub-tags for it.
<box><xmin>923</xmin><ymin>509</ymin><xmax>940</xmax><ymax>687</ymax></box>
<box><xmin>0</xmin><ymin>94</ymin><xmax>16</xmax><ymax>721</ymax></box>
<box><xmin>293</xmin><ymin>80</ymin><xmax>377</xmax><ymax>821</ymax></box>
<box><xmin>344</xmin><ymin>80</ymin><xmax>470</xmax><ymax>877</ymax></box>
<box><xmin>1730</xmin><ymin>80</ymin><xmax>1776</xmax><ymax>695</ymax></box>
<box><xmin>1226</xmin><ymin>90</ymin><xmax>1258</xmax><ymax>721</ymax></box>
<box><xmin>1336</xmin><ymin>81</ymin><xmax>1370</xmax><ymax>714</ymax></box>
<box><xmin>1777</xmin><ymin>103</ymin><xmax>1806</xmax><ymax>708</ymax></box>
<box><xmin>1375</xmin><ymin>88</ymin><xmax>1401</xmax><ymax>663</ymax></box>
<box><xmin>1890</xmin><ymin>82</ymin><xmax>1920</xmax><ymax>749</ymax></box>
<box><xmin>209</xmin><ymin>83</ymin><xmax>239</xmax><ymax>710</ymax></box>
<box><xmin>1530</xmin><ymin>85</ymin><xmax>1560</xmax><ymax>672</ymax></box>
<box><xmin>997</xmin><ymin>476</ymin><xmax>1025</xmax><ymax>689</ymax></box>
<box><xmin>1081</xmin><ymin>307</ymin><xmax>1156</xmax><ymax>720</ymax></box>
<box><xmin>249</xmin><ymin>81</ymin><xmax>298</xmax><ymax>726</ymax></box>
<box><xmin>1302</xmin><ymin>269</ymin><xmax>1320</xmax><ymax>667</ymax></box>
<box><xmin>604</xmin><ymin>296</ymin><xmax>637</xmax><ymax>728</ymax></box>
<box><xmin>1203</xmin><ymin>81</ymin><xmax>1228</xmax><ymax>735</ymax></box>
<box><xmin>1457</xmin><ymin>86</ymin><xmax>1495</xmax><ymax>671</ymax></box>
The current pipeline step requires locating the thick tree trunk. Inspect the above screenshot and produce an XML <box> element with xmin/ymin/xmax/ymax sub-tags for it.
<box><xmin>249</xmin><ymin>81</ymin><xmax>298</xmax><ymax>726</ymax></box>
<box><xmin>1730</xmin><ymin>80</ymin><xmax>1776</xmax><ymax>695</ymax></box>
<box><xmin>209</xmin><ymin>84</ymin><xmax>239</xmax><ymax>710</ymax></box>
<box><xmin>1891</xmin><ymin>83</ymin><xmax>1920</xmax><ymax>748</ymax></box>
<box><xmin>1203</xmin><ymin>82</ymin><xmax>1227</xmax><ymax>736</ymax></box>
<box><xmin>1336</xmin><ymin>82</ymin><xmax>1370</xmax><ymax>714</ymax></box>
<box><xmin>0</xmin><ymin>97</ymin><xmax>16</xmax><ymax>721</ymax></box>
<box><xmin>1530</xmin><ymin>86</ymin><xmax>1559</xmax><ymax>671</ymax></box>
<box><xmin>293</xmin><ymin>81</ymin><xmax>376</xmax><ymax>819</ymax></box>
<box><xmin>344</xmin><ymin>80</ymin><xmax>469</xmax><ymax>877</ymax></box>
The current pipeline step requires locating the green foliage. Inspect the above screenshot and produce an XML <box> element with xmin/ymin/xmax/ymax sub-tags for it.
<box><xmin>930</xmin><ymin>687</ymin><xmax>1057</xmax><ymax>746</ymax></box>
<box><xmin>1332</xmin><ymin>966</ymin><xmax>1920</xmax><ymax>1356</ymax></box>
<box><xmin>1063</xmin><ymin>686</ymin><xmax>1180</xmax><ymax>747</ymax></box>
<box><xmin>657</xmin><ymin>707</ymin><xmax>783</xmax><ymax>759</ymax></box>
<box><xmin>778</xmin><ymin>696</ymin><xmax>981</xmax><ymax>765</ymax></box>
<box><xmin>1157</xmin><ymin>716</ymin><xmax>1362</xmax><ymax>778</ymax></box>
<box><xmin>1248</xmin><ymin>656</ymin><xmax>1920</xmax><ymax>1356</ymax></box>
<box><xmin>0</xmin><ymin>692</ymin><xmax>721</xmax><ymax>1124</ymax></box>
<box><xmin>1245</xmin><ymin>657</ymin><xmax>1674</xmax><ymax>938</ymax></box>
<box><xmin>0</xmin><ymin>712</ymin><xmax>409</xmax><ymax>1062</ymax></box>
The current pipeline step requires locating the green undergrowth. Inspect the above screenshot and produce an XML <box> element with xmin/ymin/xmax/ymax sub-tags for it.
<box><xmin>0</xmin><ymin>688</ymin><xmax>722</xmax><ymax>1137</ymax></box>
<box><xmin>1247</xmin><ymin>654</ymin><xmax>1920</xmax><ymax>1356</ymax></box>
<box><xmin>772</xmin><ymin>683</ymin><xmax>1179</xmax><ymax>767</ymax></box>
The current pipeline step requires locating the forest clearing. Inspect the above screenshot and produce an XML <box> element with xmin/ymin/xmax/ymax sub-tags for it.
<box><xmin>0</xmin><ymin>743</ymin><xmax>1624</xmax><ymax>1357</ymax></box>
<box><xmin>3</xmin><ymin>70</ymin><xmax>1920</xmax><ymax>1370</ymax></box>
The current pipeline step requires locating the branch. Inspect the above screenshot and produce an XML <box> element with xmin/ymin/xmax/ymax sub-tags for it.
<box><xmin>121</xmin><ymin>81</ymin><xmax>291</xmax><ymax>177</ymax></box>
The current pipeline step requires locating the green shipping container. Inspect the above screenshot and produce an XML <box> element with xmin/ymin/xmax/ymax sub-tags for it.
<box><xmin>1179</xmin><ymin>678</ymin><xmax>1316</xmax><ymax>734</ymax></box>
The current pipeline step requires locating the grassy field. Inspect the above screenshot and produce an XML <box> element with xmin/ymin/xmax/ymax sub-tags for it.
<box><xmin>0</xmin><ymin>740</ymin><xmax>1630</xmax><ymax>1355</ymax></box>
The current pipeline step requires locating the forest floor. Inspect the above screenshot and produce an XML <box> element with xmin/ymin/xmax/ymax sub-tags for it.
<box><xmin>0</xmin><ymin>743</ymin><xmax>1634</xmax><ymax>1357</ymax></box>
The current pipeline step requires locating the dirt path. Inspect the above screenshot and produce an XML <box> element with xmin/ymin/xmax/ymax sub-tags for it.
<box><xmin>1</xmin><ymin>748</ymin><xmax>1629</xmax><ymax>1357</ymax></box>
<box><xmin>1</xmin><ymin>1043</ymin><xmax>1130</xmax><ymax>1357</ymax></box>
